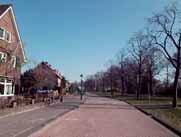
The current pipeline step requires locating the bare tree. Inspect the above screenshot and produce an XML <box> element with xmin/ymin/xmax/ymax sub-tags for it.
<box><xmin>145</xmin><ymin>47</ymin><xmax>163</xmax><ymax>96</ymax></box>
<box><xmin>148</xmin><ymin>3</ymin><xmax>181</xmax><ymax>107</ymax></box>
<box><xmin>104</xmin><ymin>60</ymin><xmax>114</xmax><ymax>96</ymax></box>
<box><xmin>116</xmin><ymin>49</ymin><xmax>128</xmax><ymax>95</ymax></box>
<box><xmin>141</xmin><ymin>32</ymin><xmax>164</xmax><ymax>96</ymax></box>
<box><xmin>129</xmin><ymin>31</ymin><xmax>148</xmax><ymax>99</ymax></box>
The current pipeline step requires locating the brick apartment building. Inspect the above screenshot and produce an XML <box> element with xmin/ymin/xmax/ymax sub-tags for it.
<box><xmin>0</xmin><ymin>4</ymin><xmax>26</xmax><ymax>97</ymax></box>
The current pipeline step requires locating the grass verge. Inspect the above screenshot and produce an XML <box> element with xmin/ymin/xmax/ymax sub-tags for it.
<box><xmin>124</xmin><ymin>96</ymin><xmax>181</xmax><ymax>131</ymax></box>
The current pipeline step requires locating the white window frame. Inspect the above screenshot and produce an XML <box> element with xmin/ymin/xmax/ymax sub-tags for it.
<box><xmin>0</xmin><ymin>52</ymin><xmax>7</xmax><ymax>63</ymax></box>
<box><xmin>11</xmin><ymin>56</ymin><xmax>16</xmax><ymax>68</ymax></box>
<box><xmin>0</xmin><ymin>78</ymin><xmax>14</xmax><ymax>97</ymax></box>
<box><xmin>5</xmin><ymin>31</ymin><xmax>11</xmax><ymax>43</ymax></box>
<box><xmin>0</xmin><ymin>27</ymin><xmax>12</xmax><ymax>43</ymax></box>
<box><xmin>0</xmin><ymin>27</ymin><xmax>5</xmax><ymax>40</ymax></box>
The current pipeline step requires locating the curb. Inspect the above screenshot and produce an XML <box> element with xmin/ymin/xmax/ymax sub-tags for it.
<box><xmin>124</xmin><ymin>101</ymin><xmax>181</xmax><ymax>137</ymax></box>
<box><xmin>27</xmin><ymin>100</ymin><xmax>83</xmax><ymax>137</ymax></box>
<box><xmin>0</xmin><ymin>101</ymin><xmax>60</xmax><ymax>120</ymax></box>
<box><xmin>20</xmin><ymin>106</ymin><xmax>79</xmax><ymax>137</ymax></box>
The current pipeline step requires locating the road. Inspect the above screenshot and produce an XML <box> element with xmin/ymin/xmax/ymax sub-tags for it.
<box><xmin>0</xmin><ymin>95</ymin><xmax>82</xmax><ymax>137</ymax></box>
<box><xmin>30</xmin><ymin>93</ymin><xmax>178</xmax><ymax>137</ymax></box>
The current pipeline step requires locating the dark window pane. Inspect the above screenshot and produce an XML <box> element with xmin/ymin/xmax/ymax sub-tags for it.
<box><xmin>6</xmin><ymin>32</ymin><xmax>10</xmax><ymax>41</ymax></box>
<box><xmin>0</xmin><ymin>28</ymin><xmax>4</xmax><ymax>38</ymax></box>
<box><xmin>0</xmin><ymin>84</ymin><xmax>4</xmax><ymax>95</ymax></box>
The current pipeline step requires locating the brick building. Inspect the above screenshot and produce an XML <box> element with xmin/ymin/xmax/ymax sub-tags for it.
<box><xmin>0</xmin><ymin>4</ymin><xmax>26</xmax><ymax>97</ymax></box>
<box><xmin>21</xmin><ymin>62</ymin><xmax>62</xmax><ymax>93</ymax></box>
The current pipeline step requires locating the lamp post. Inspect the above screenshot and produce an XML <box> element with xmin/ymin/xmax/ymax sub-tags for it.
<box><xmin>80</xmin><ymin>74</ymin><xmax>83</xmax><ymax>100</ymax></box>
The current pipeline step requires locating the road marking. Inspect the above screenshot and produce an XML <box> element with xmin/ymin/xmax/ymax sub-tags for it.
<box><xmin>13</xmin><ymin>127</ymin><xmax>33</xmax><ymax>137</ymax></box>
<box><xmin>0</xmin><ymin>107</ymin><xmax>43</xmax><ymax>120</ymax></box>
<box><xmin>31</xmin><ymin>118</ymin><xmax>45</xmax><ymax>124</ymax></box>
<box><xmin>64</xmin><ymin>118</ymin><xmax>79</xmax><ymax>121</ymax></box>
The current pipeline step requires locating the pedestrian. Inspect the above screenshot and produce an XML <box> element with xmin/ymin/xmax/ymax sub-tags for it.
<box><xmin>58</xmin><ymin>87</ymin><xmax>63</xmax><ymax>102</ymax></box>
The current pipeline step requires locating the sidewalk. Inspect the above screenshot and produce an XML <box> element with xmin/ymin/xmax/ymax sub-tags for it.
<box><xmin>0</xmin><ymin>94</ymin><xmax>83</xmax><ymax>137</ymax></box>
<box><xmin>0</xmin><ymin>94</ymin><xmax>83</xmax><ymax>119</ymax></box>
<box><xmin>0</xmin><ymin>102</ymin><xmax>45</xmax><ymax>119</ymax></box>
<box><xmin>29</xmin><ymin>95</ymin><xmax>178</xmax><ymax>137</ymax></box>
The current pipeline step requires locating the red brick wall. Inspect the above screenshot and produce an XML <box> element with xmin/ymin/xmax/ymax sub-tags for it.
<box><xmin>0</xmin><ymin>9</ymin><xmax>23</xmax><ymax>86</ymax></box>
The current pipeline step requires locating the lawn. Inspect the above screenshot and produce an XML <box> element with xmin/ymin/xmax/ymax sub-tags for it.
<box><xmin>123</xmin><ymin>96</ymin><xmax>181</xmax><ymax>131</ymax></box>
<box><xmin>124</xmin><ymin>96</ymin><xmax>176</xmax><ymax>105</ymax></box>
<box><xmin>93</xmin><ymin>91</ymin><xmax>181</xmax><ymax>131</ymax></box>
<box><xmin>146</xmin><ymin>108</ymin><xmax>181</xmax><ymax>130</ymax></box>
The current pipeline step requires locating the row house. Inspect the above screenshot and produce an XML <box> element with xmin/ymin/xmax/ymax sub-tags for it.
<box><xmin>0</xmin><ymin>4</ymin><xmax>26</xmax><ymax>97</ymax></box>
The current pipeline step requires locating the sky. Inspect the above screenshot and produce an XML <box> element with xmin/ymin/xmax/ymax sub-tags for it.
<box><xmin>1</xmin><ymin>0</ymin><xmax>174</xmax><ymax>81</ymax></box>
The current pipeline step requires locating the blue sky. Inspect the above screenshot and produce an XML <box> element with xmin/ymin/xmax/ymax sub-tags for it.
<box><xmin>2</xmin><ymin>0</ymin><xmax>173</xmax><ymax>81</ymax></box>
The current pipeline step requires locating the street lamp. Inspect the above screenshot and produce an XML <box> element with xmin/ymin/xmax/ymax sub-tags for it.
<box><xmin>80</xmin><ymin>74</ymin><xmax>83</xmax><ymax>100</ymax></box>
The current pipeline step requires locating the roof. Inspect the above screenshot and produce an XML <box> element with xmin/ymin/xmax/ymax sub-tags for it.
<box><xmin>38</xmin><ymin>62</ymin><xmax>62</xmax><ymax>78</ymax></box>
<box><xmin>0</xmin><ymin>4</ymin><xmax>27</xmax><ymax>63</ymax></box>
<box><xmin>0</xmin><ymin>4</ymin><xmax>11</xmax><ymax>16</ymax></box>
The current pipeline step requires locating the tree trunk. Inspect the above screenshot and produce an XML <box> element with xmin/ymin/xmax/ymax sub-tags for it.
<box><xmin>121</xmin><ymin>76</ymin><xmax>125</xmax><ymax>95</ymax></box>
<box><xmin>137</xmin><ymin>74</ymin><xmax>141</xmax><ymax>99</ymax></box>
<box><xmin>102</xmin><ymin>78</ymin><xmax>105</xmax><ymax>92</ymax></box>
<box><xmin>166</xmin><ymin>64</ymin><xmax>169</xmax><ymax>88</ymax></box>
<box><xmin>137</xmin><ymin>61</ymin><xmax>142</xmax><ymax>100</ymax></box>
<box><xmin>110</xmin><ymin>76</ymin><xmax>114</xmax><ymax>96</ymax></box>
<box><xmin>121</xmin><ymin>64</ymin><xmax>125</xmax><ymax>95</ymax></box>
<box><xmin>173</xmin><ymin>47</ymin><xmax>181</xmax><ymax>108</ymax></box>
<box><xmin>172</xmin><ymin>67</ymin><xmax>179</xmax><ymax>108</ymax></box>
<box><xmin>149</xmin><ymin>70</ymin><xmax>153</xmax><ymax>96</ymax></box>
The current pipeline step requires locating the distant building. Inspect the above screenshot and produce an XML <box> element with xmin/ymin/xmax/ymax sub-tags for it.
<box><xmin>22</xmin><ymin>62</ymin><xmax>62</xmax><ymax>92</ymax></box>
<box><xmin>0</xmin><ymin>4</ymin><xmax>26</xmax><ymax>97</ymax></box>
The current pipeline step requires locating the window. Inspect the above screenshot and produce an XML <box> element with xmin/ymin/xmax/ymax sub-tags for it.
<box><xmin>0</xmin><ymin>78</ymin><xmax>5</xmax><ymax>83</ymax></box>
<box><xmin>0</xmin><ymin>27</ymin><xmax>5</xmax><ymax>39</ymax></box>
<box><xmin>0</xmin><ymin>52</ymin><xmax>7</xmax><ymax>63</ymax></box>
<box><xmin>0</xmin><ymin>27</ymin><xmax>11</xmax><ymax>43</ymax></box>
<box><xmin>16</xmin><ymin>57</ymin><xmax>21</xmax><ymax>67</ymax></box>
<box><xmin>0</xmin><ymin>78</ymin><xmax>14</xmax><ymax>96</ymax></box>
<box><xmin>5</xmin><ymin>31</ymin><xmax>11</xmax><ymax>42</ymax></box>
<box><xmin>11</xmin><ymin>56</ymin><xmax>16</xmax><ymax>68</ymax></box>
<box><xmin>6</xmin><ymin>84</ymin><xmax>13</xmax><ymax>95</ymax></box>
<box><xmin>0</xmin><ymin>52</ymin><xmax>2</xmax><ymax>60</ymax></box>
<box><xmin>0</xmin><ymin>84</ymin><xmax>4</xmax><ymax>95</ymax></box>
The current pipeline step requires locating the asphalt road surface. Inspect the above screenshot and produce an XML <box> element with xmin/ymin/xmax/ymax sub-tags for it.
<box><xmin>0</xmin><ymin>95</ymin><xmax>82</xmax><ymax>137</ymax></box>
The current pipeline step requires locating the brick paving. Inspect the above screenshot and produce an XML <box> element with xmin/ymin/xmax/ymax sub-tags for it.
<box><xmin>30</xmin><ymin>95</ymin><xmax>178</xmax><ymax>137</ymax></box>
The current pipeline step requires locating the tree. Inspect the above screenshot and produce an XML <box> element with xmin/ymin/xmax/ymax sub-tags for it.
<box><xmin>21</xmin><ymin>69</ymin><xmax>37</xmax><ymax>95</ymax></box>
<box><xmin>148</xmin><ymin>3</ymin><xmax>181</xmax><ymax>108</ymax></box>
<box><xmin>123</xmin><ymin>58</ymin><xmax>138</xmax><ymax>94</ymax></box>
<box><xmin>84</xmin><ymin>75</ymin><xmax>96</xmax><ymax>91</ymax></box>
<box><xmin>129</xmin><ymin>31</ymin><xmax>148</xmax><ymax>99</ymax></box>
<box><xmin>116</xmin><ymin>49</ymin><xmax>128</xmax><ymax>95</ymax></box>
<box><xmin>106</xmin><ymin>65</ymin><xmax>120</xmax><ymax>96</ymax></box>
<box><xmin>145</xmin><ymin>47</ymin><xmax>163</xmax><ymax>96</ymax></box>
<box><xmin>141</xmin><ymin>32</ymin><xmax>164</xmax><ymax>96</ymax></box>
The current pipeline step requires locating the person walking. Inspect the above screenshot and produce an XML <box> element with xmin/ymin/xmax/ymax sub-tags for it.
<box><xmin>58</xmin><ymin>86</ymin><xmax>63</xmax><ymax>102</ymax></box>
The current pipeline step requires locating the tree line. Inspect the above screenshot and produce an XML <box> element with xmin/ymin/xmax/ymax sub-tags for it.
<box><xmin>84</xmin><ymin>2</ymin><xmax>181</xmax><ymax>108</ymax></box>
